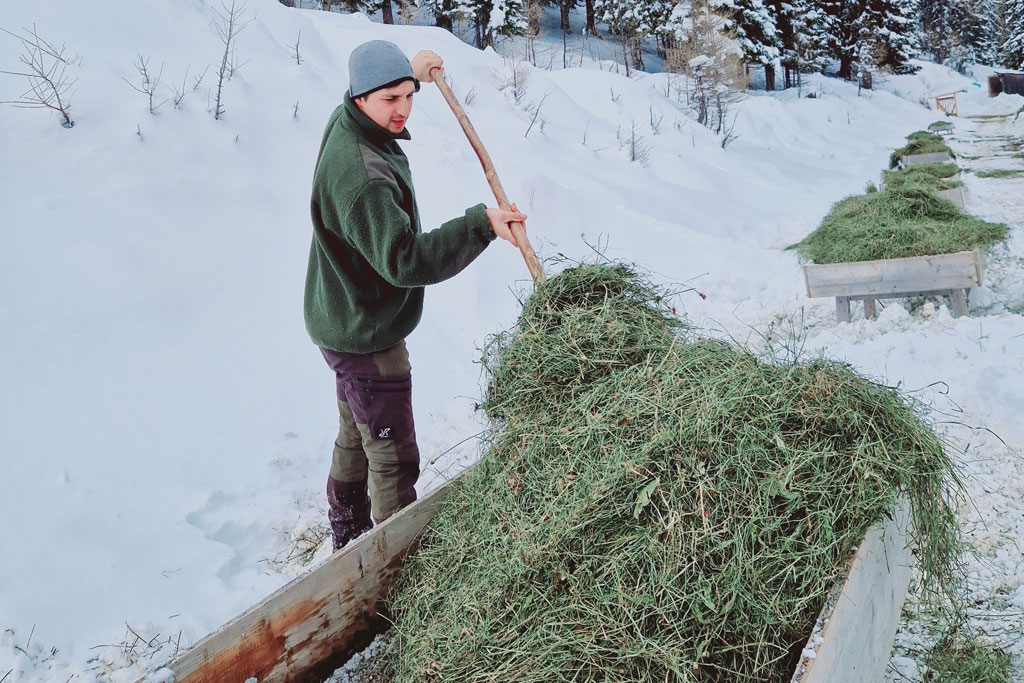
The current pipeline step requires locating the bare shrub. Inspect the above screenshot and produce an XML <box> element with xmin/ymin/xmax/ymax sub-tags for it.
<box><xmin>122</xmin><ymin>55</ymin><xmax>166</xmax><ymax>114</ymax></box>
<box><xmin>490</xmin><ymin>55</ymin><xmax>530</xmax><ymax>105</ymax></box>
<box><xmin>290</xmin><ymin>30</ymin><xmax>302</xmax><ymax>65</ymax></box>
<box><xmin>212</xmin><ymin>0</ymin><xmax>251</xmax><ymax>120</ymax></box>
<box><xmin>624</xmin><ymin>118</ymin><xmax>651</xmax><ymax>166</ymax></box>
<box><xmin>0</xmin><ymin>24</ymin><xmax>77</xmax><ymax>128</ymax></box>
<box><xmin>524</xmin><ymin>88</ymin><xmax>552</xmax><ymax>138</ymax></box>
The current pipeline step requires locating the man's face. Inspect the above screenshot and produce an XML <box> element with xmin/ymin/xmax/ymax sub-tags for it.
<box><xmin>354</xmin><ymin>80</ymin><xmax>416</xmax><ymax>134</ymax></box>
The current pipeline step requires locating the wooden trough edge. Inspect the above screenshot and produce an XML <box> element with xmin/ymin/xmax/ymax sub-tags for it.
<box><xmin>139</xmin><ymin>481</ymin><xmax>453</xmax><ymax>683</ymax></box>
<box><xmin>792</xmin><ymin>496</ymin><xmax>914</xmax><ymax>683</ymax></box>
<box><xmin>802</xmin><ymin>250</ymin><xmax>985</xmax><ymax>299</ymax></box>
<box><xmin>141</xmin><ymin>487</ymin><xmax>914</xmax><ymax>683</ymax></box>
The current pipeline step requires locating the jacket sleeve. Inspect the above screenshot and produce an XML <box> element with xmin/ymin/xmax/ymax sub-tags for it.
<box><xmin>341</xmin><ymin>178</ymin><xmax>495</xmax><ymax>288</ymax></box>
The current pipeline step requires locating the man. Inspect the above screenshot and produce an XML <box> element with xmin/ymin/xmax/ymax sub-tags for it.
<box><xmin>304</xmin><ymin>40</ymin><xmax>526</xmax><ymax>551</ymax></box>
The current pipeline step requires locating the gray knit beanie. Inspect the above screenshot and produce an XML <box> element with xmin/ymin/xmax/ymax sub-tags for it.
<box><xmin>348</xmin><ymin>40</ymin><xmax>421</xmax><ymax>99</ymax></box>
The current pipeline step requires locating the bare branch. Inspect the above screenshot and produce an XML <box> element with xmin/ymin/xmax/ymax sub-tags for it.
<box><xmin>0</xmin><ymin>24</ymin><xmax>76</xmax><ymax>127</ymax></box>
<box><xmin>121</xmin><ymin>54</ymin><xmax>166</xmax><ymax>113</ymax></box>
<box><xmin>212</xmin><ymin>0</ymin><xmax>250</xmax><ymax>120</ymax></box>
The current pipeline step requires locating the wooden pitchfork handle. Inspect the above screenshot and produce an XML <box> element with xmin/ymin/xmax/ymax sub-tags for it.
<box><xmin>429</xmin><ymin>67</ymin><xmax>545</xmax><ymax>282</ymax></box>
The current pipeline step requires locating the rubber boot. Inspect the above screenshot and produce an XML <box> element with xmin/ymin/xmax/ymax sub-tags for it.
<box><xmin>327</xmin><ymin>476</ymin><xmax>372</xmax><ymax>551</ymax></box>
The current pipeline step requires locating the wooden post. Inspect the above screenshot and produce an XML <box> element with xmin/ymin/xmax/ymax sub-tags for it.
<box><xmin>836</xmin><ymin>296</ymin><xmax>852</xmax><ymax>323</ymax></box>
<box><xmin>950</xmin><ymin>289</ymin><xmax>969</xmax><ymax>317</ymax></box>
<box><xmin>863</xmin><ymin>298</ymin><xmax>877</xmax><ymax>319</ymax></box>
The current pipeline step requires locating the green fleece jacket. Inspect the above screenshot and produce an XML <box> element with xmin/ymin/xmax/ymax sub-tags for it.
<box><xmin>304</xmin><ymin>94</ymin><xmax>495</xmax><ymax>353</ymax></box>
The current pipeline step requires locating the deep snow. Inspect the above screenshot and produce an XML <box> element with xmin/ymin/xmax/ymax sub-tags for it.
<box><xmin>1</xmin><ymin>1</ymin><xmax>1022</xmax><ymax>680</ymax></box>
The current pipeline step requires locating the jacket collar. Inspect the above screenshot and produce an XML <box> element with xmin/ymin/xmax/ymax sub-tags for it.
<box><xmin>343</xmin><ymin>92</ymin><xmax>412</xmax><ymax>147</ymax></box>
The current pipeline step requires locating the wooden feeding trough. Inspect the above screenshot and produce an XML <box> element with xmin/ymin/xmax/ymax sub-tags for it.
<box><xmin>791</xmin><ymin>498</ymin><xmax>913</xmax><ymax>683</ymax></box>
<box><xmin>138</xmin><ymin>477</ymin><xmax>915</xmax><ymax>683</ymax></box>
<box><xmin>928</xmin><ymin>121</ymin><xmax>954</xmax><ymax>136</ymax></box>
<box><xmin>899</xmin><ymin>151</ymin><xmax>953</xmax><ymax>168</ymax></box>
<box><xmin>139</xmin><ymin>484</ymin><xmax>451</xmax><ymax>683</ymax></box>
<box><xmin>803</xmin><ymin>249</ymin><xmax>986</xmax><ymax>322</ymax></box>
<box><xmin>938</xmin><ymin>185</ymin><xmax>966</xmax><ymax>208</ymax></box>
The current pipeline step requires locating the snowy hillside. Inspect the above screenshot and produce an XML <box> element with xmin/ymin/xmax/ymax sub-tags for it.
<box><xmin>1</xmin><ymin>1</ymin><xmax>1023</xmax><ymax>681</ymax></box>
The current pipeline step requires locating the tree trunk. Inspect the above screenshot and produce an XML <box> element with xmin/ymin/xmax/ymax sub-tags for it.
<box><xmin>838</xmin><ymin>53</ymin><xmax>853</xmax><ymax>79</ymax></box>
<box><xmin>560</xmin><ymin>0</ymin><xmax>571</xmax><ymax>33</ymax></box>
<box><xmin>584</xmin><ymin>0</ymin><xmax>596</xmax><ymax>34</ymax></box>
<box><xmin>380</xmin><ymin>0</ymin><xmax>393</xmax><ymax>23</ymax></box>
<box><xmin>784</xmin><ymin>66</ymin><xmax>792</xmax><ymax>89</ymax></box>
<box><xmin>435</xmin><ymin>13</ymin><xmax>452</xmax><ymax>31</ymax></box>
<box><xmin>631</xmin><ymin>36</ymin><xmax>644</xmax><ymax>71</ymax></box>
<box><xmin>764</xmin><ymin>63</ymin><xmax>776</xmax><ymax>91</ymax></box>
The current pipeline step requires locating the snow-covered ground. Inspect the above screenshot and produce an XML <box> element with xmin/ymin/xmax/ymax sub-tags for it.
<box><xmin>1</xmin><ymin>1</ymin><xmax>1022</xmax><ymax>680</ymax></box>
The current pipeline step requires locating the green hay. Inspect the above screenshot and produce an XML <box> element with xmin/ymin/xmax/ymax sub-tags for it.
<box><xmin>789</xmin><ymin>183</ymin><xmax>1008</xmax><ymax>264</ymax></box>
<box><xmin>890</xmin><ymin>131</ymin><xmax>954</xmax><ymax>168</ymax></box>
<box><xmin>975</xmin><ymin>168</ymin><xmax>1024</xmax><ymax>179</ymax></box>
<box><xmin>923</xmin><ymin>633</ymin><xmax>1012</xmax><ymax>683</ymax></box>
<box><xmin>883</xmin><ymin>163</ymin><xmax>962</xmax><ymax>191</ymax></box>
<box><xmin>388</xmin><ymin>264</ymin><xmax>963</xmax><ymax>683</ymax></box>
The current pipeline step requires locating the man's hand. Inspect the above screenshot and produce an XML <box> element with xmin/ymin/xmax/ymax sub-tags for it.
<box><xmin>411</xmin><ymin>50</ymin><xmax>443</xmax><ymax>83</ymax></box>
<box><xmin>486</xmin><ymin>204</ymin><xmax>526</xmax><ymax>247</ymax></box>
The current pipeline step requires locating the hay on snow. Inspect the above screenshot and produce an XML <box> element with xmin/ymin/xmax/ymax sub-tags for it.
<box><xmin>791</xmin><ymin>132</ymin><xmax>1008</xmax><ymax>264</ymax></box>
<box><xmin>388</xmin><ymin>264</ymin><xmax>963</xmax><ymax>683</ymax></box>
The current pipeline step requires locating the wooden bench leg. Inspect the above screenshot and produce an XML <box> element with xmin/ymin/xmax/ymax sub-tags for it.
<box><xmin>836</xmin><ymin>296</ymin><xmax>852</xmax><ymax>323</ymax></box>
<box><xmin>863</xmin><ymin>298</ymin><xmax>877</xmax><ymax>319</ymax></box>
<box><xmin>950</xmin><ymin>289</ymin><xmax>969</xmax><ymax>317</ymax></box>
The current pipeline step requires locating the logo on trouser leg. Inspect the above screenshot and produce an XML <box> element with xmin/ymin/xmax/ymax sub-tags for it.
<box><xmin>378</xmin><ymin>427</ymin><xmax>391</xmax><ymax>439</ymax></box>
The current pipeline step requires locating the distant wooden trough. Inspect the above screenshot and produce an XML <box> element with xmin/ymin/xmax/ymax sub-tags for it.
<box><xmin>140</xmin><ymin>484</ymin><xmax>915</xmax><ymax>683</ymax></box>
<box><xmin>939</xmin><ymin>185</ymin><xmax>966</xmax><ymax>208</ymax></box>
<box><xmin>928</xmin><ymin>121</ymin><xmax>954</xmax><ymax>135</ymax></box>
<box><xmin>804</xmin><ymin>250</ymin><xmax>986</xmax><ymax>322</ymax></box>
<box><xmin>900</xmin><ymin>151</ymin><xmax>952</xmax><ymax>168</ymax></box>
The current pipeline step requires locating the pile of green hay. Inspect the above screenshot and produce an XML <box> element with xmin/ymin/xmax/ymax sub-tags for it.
<box><xmin>789</xmin><ymin>183</ymin><xmax>1008</xmax><ymax>264</ymax></box>
<box><xmin>890</xmin><ymin>131</ymin><xmax>954</xmax><ymax>168</ymax></box>
<box><xmin>388</xmin><ymin>264</ymin><xmax>963</xmax><ymax>683</ymax></box>
<box><xmin>883</xmin><ymin>162</ymin><xmax>962</xmax><ymax>191</ymax></box>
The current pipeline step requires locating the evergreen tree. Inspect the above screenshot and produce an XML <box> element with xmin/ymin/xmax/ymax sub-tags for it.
<box><xmin>788</xmin><ymin>0</ymin><xmax>832</xmax><ymax>79</ymax></box>
<box><xmin>595</xmin><ymin>0</ymin><xmax>663</xmax><ymax>72</ymax></box>
<box><xmin>1000</xmin><ymin>0</ymin><xmax>1024</xmax><ymax>67</ymax></box>
<box><xmin>920</xmin><ymin>0</ymin><xmax>953</xmax><ymax>61</ymax></box>
<box><xmin>821</xmin><ymin>0</ymin><xmax>918</xmax><ymax>78</ymax></box>
<box><xmin>820</xmin><ymin>0</ymin><xmax>872</xmax><ymax>78</ymax></box>
<box><xmin>713</xmin><ymin>0</ymin><xmax>781</xmax><ymax>87</ymax></box>
<box><xmin>944</xmin><ymin>0</ymin><xmax>995</xmax><ymax>71</ymax></box>
<box><xmin>457</xmin><ymin>0</ymin><xmax>527</xmax><ymax>47</ymax></box>
<box><xmin>875</xmin><ymin>0</ymin><xmax>919</xmax><ymax>73</ymax></box>
<box><xmin>766</xmin><ymin>0</ymin><xmax>830</xmax><ymax>87</ymax></box>
<box><xmin>423</xmin><ymin>0</ymin><xmax>460</xmax><ymax>31</ymax></box>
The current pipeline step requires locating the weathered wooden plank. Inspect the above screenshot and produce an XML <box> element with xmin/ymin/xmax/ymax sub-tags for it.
<box><xmin>901</xmin><ymin>151</ymin><xmax>952</xmax><ymax>167</ymax></box>
<box><xmin>142</xmin><ymin>482</ymin><xmax>452</xmax><ymax>683</ymax></box>
<box><xmin>863</xmin><ymin>298</ymin><xmax>877</xmax><ymax>319</ymax></box>
<box><xmin>792</xmin><ymin>497</ymin><xmax>913</xmax><ymax>683</ymax></box>
<box><xmin>142</xmin><ymin>483</ymin><xmax>917</xmax><ymax>683</ymax></box>
<box><xmin>939</xmin><ymin>186</ymin><xmax>965</xmax><ymax>208</ymax></box>
<box><xmin>804</xmin><ymin>251</ymin><xmax>983</xmax><ymax>298</ymax></box>
<box><xmin>836</xmin><ymin>296</ymin><xmax>852</xmax><ymax>323</ymax></box>
<box><xmin>950</xmin><ymin>288</ymin><xmax>969</xmax><ymax>317</ymax></box>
